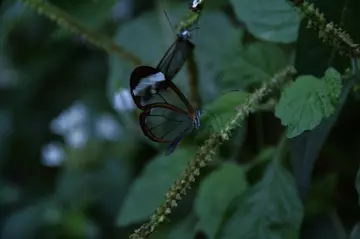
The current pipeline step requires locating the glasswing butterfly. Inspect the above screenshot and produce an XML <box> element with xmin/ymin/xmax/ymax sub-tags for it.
<box><xmin>130</xmin><ymin>68</ymin><xmax>201</xmax><ymax>155</ymax></box>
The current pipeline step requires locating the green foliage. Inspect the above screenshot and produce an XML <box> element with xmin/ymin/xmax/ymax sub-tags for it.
<box><xmin>202</xmin><ymin>90</ymin><xmax>249</xmax><ymax>132</ymax></box>
<box><xmin>116</xmin><ymin>148</ymin><xmax>196</xmax><ymax>226</ymax></box>
<box><xmin>324</xmin><ymin>67</ymin><xmax>342</xmax><ymax>104</ymax></box>
<box><xmin>229</xmin><ymin>0</ymin><xmax>301</xmax><ymax>43</ymax></box>
<box><xmin>1</xmin><ymin>201</ymin><xmax>53</xmax><ymax>238</ymax></box>
<box><xmin>275</xmin><ymin>68</ymin><xmax>342</xmax><ymax>138</ymax></box>
<box><xmin>167</xmin><ymin>214</ymin><xmax>198</xmax><ymax>239</ymax></box>
<box><xmin>195</xmin><ymin>162</ymin><xmax>248</xmax><ymax>238</ymax></box>
<box><xmin>221</xmin><ymin>159</ymin><xmax>303</xmax><ymax>239</ymax></box>
<box><xmin>220</xmin><ymin>42</ymin><xmax>289</xmax><ymax>90</ymax></box>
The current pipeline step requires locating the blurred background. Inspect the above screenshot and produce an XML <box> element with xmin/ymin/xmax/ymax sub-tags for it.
<box><xmin>1</xmin><ymin>0</ymin><xmax>360</xmax><ymax>238</ymax></box>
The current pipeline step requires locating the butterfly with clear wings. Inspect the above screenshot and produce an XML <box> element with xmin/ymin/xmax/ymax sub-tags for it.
<box><xmin>130</xmin><ymin>68</ymin><xmax>201</xmax><ymax>155</ymax></box>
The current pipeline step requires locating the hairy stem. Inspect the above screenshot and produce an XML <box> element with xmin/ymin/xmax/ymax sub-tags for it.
<box><xmin>20</xmin><ymin>0</ymin><xmax>142</xmax><ymax>65</ymax></box>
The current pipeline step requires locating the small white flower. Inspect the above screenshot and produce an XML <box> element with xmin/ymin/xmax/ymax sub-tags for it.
<box><xmin>41</xmin><ymin>142</ymin><xmax>65</xmax><ymax>167</ymax></box>
<box><xmin>50</xmin><ymin>101</ymin><xmax>88</xmax><ymax>135</ymax></box>
<box><xmin>95</xmin><ymin>113</ymin><xmax>122</xmax><ymax>141</ymax></box>
<box><xmin>113</xmin><ymin>88</ymin><xmax>135</xmax><ymax>112</ymax></box>
<box><xmin>64</xmin><ymin>127</ymin><xmax>89</xmax><ymax>149</ymax></box>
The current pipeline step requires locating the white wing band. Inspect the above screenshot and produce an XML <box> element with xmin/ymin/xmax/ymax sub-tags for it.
<box><xmin>132</xmin><ymin>72</ymin><xmax>165</xmax><ymax>96</ymax></box>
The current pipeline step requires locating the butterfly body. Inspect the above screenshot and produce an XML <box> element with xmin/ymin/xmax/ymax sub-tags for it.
<box><xmin>129</xmin><ymin>10</ymin><xmax>200</xmax><ymax>155</ymax></box>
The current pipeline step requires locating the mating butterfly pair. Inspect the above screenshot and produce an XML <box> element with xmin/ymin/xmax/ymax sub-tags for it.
<box><xmin>130</xmin><ymin>2</ymin><xmax>203</xmax><ymax>155</ymax></box>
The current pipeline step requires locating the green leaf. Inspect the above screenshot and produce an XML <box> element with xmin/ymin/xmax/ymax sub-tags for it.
<box><xmin>203</xmin><ymin>90</ymin><xmax>249</xmax><ymax>131</ymax></box>
<box><xmin>220</xmin><ymin>42</ymin><xmax>289</xmax><ymax>90</ymax></box>
<box><xmin>275</xmin><ymin>75</ymin><xmax>336</xmax><ymax>138</ymax></box>
<box><xmin>1</xmin><ymin>201</ymin><xmax>49</xmax><ymax>239</ymax></box>
<box><xmin>221</xmin><ymin>160</ymin><xmax>303</xmax><ymax>239</ymax></box>
<box><xmin>324</xmin><ymin>67</ymin><xmax>342</xmax><ymax>103</ymax></box>
<box><xmin>229</xmin><ymin>0</ymin><xmax>301</xmax><ymax>43</ymax></box>
<box><xmin>168</xmin><ymin>214</ymin><xmax>198</xmax><ymax>239</ymax></box>
<box><xmin>194</xmin><ymin>10</ymin><xmax>242</xmax><ymax>100</ymax></box>
<box><xmin>195</xmin><ymin>162</ymin><xmax>248</xmax><ymax>239</ymax></box>
<box><xmin>350</xmin><ymin>222</ymin><xmax>360</xmax><ymax>239</ymax></box>
<box><xmin>116</xmin><ymin>148</ymin><xmax>196</xmax><ymax>226</ymax></box>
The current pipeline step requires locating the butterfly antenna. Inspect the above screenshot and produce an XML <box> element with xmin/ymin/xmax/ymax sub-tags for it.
<box><xmin>189</xmin><ymin>25</ymin><xmax>200</xmax><ymax>32</ymax></box>
<box><xmin>163</xmin><ymin>10</ymin><xmax>176</xmax><ymax>35</ymax></box>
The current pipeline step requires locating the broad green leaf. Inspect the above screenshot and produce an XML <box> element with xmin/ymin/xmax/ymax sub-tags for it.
<box><xmin>275</xmin><ymin>75</ymin><xmax>336</xmax><ymax>138</ymax></box>
<box><xmin>195</xmin><ymin>90</ymin><xmax>249</xmax><ymax>144</ymax></box>
<box><xmin>194</xmin><ymin>11</ymin><xmax>241</xmax><ymax>100</ymax></box>
<box><xmin>324</xmin><ymin>67</ymin><xmax>342</xmax><ymax>103</ymax></box>
<box><xmin>350</xmin><ymin>222</ymin><xmax>360</xmax><ymax>239</ymax></box>
<box><xmin>168</xmin><ymin>214</ymin><xmax>198</xmax><ymax>239</ymax></box>
<box><xmin>221</xmin><ymin>160</ymin><xmax>303</xmax><ymax>239</ymax></box>
<box><xmin>229</xmin><ymin>0</ymin><xmax>301</xmax><ymax>43</ymax></box>
<box><xmin>116</xmin><ymin>148</ymin><xmax>196</xmax><ymax>226</ymax></box>
<box><xmin>195</xmin><ymin>162</ymin><xmax>248</xmax><ymax>239</ymax></box>
<box><xmin>202</xmin><ymin>90</ymin><xmax>249</xmax><ymax>131</ymax></box>
<box><xmin>220</xmin><ymin>42</ymin><xmax>289</xmax><ymax>90</ymax></box>
<box><xmin>1</xmin><ymin>201</ymin><xmax>51</xmax><ymax>239</ymax></box>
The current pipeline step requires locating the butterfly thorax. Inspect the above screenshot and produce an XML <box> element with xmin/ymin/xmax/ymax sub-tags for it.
<box><xmin>193</xmin><ymin>109</ymin><xmax>202</xmax><ymax>129</ymax></box>
<box><xmin>178</xmin><ymin>30</ymin><xmax>191</xmax><ymax>40</ymax></box>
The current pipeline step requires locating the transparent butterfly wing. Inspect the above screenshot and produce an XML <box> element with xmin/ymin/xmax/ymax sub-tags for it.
<box><xmin>156</xmin><ymin>38</ymin><xmax>195</xmax><ymax>81</ymax></box>
<box><xmin>140</xmin><ymin>82</ymin><xmax>192</xmax><ymax>112</ymax></box>
<box><xmin>140</xmin><ymin>105</ymin><xmax>194</xmax><ymax>143</ymax></box>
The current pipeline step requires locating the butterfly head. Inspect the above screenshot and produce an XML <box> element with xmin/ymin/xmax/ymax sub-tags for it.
<box><xmin>178</xmin><ymin>29</ymin><xmax>191</xmax><ymax>40</ymax></box>
<box><xmin>189</xmin><ymin>0</ymin><xmax>203</xmax><ymax>12</ymax></box>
